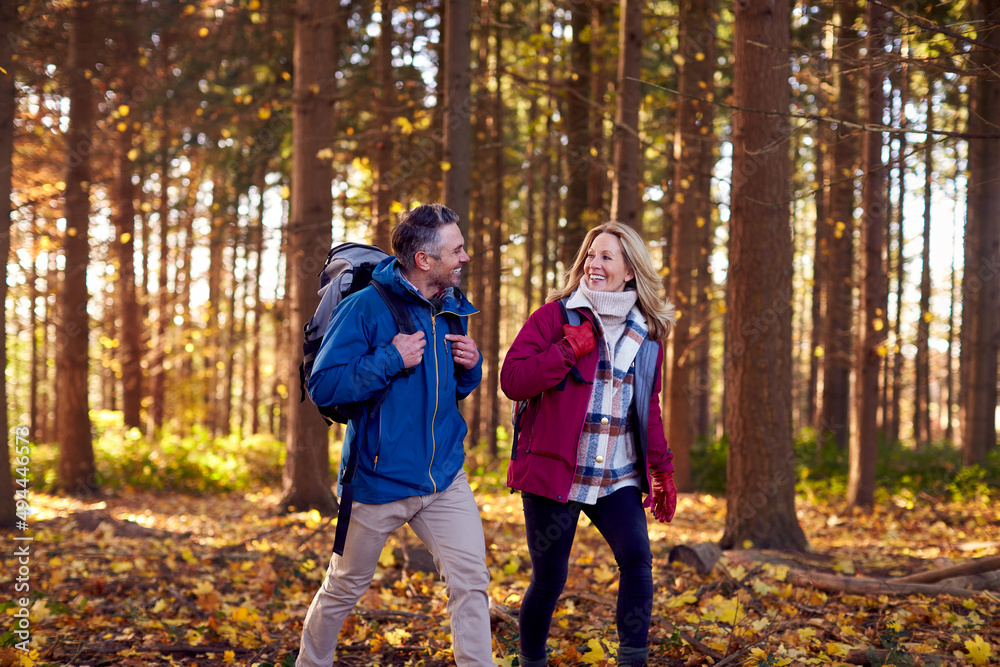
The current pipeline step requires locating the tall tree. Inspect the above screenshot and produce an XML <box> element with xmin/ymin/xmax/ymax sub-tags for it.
<box><xmin>280</xmin><ymin>0</ymin><xmax>338</xmax><ymax>514</ymax></box>
<box><xmin>720</xmin><ymin>0</ymin><xmax>807</xmax><ymax>551</ymax></box>
<box><xmin>609</xmin><ymin>0</ymin><xmax>642</xmax><ymax>228</ymax></box>
<box><xmin>961</xmin><ymin>0</ymin><xmax>1000</xmax><ymax>466</ymax></box>
<box><xmin>668</xmin><ymin>0</ymin><xmax>716</xmax><ymax>492</ymax></box>
<box><xmin>114</xmin><ymin>0</ymin><xmax>144</xmax><ymax>430</ymax></box>
<box><xmin>847</xmin><ymin>1</ymin><xmax>888</xmax><ymax>510</ymax></box>
<box><xmin>820</xmin><ymin>0</ymin><xmax>860</xmax><ymax>450</ymax></box>
<box><xmin>563</xmin><ymin>0</ymin><xmax>592</xmax><ymax>269</ymax></box>
<box><xmin>0</xmin><ymin>0</ymin><xmax>17</xmax><ymax>527</ymax></box>
<box><xmin>57</xmin><ymin>0</ymin><xmax>98</xmax><ymax>494</ymax></box>
<box><xmin>442</xmin><ymin>0</ymin><xmax>472</xmax><ymax>248</ymax></box>
<box><xmin>914</xmin><ymin>102</ymin><xmax>933</xmax><ymax>448</ymax></box>
<box><xmin>374</xmin><ymin>0</ymin><xmax>394</xmax><ymax>251</ymax></box>
<box><xmin>485</xmin><ymin>5</ymin><xmax>504</xmax><ymax>456</ymax></box>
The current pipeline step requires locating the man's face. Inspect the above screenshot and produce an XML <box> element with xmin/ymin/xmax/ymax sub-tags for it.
<box><xmin>425</xmin><ymin>223</ymin><xmax>470</xmax><ymax>293</ymax></box>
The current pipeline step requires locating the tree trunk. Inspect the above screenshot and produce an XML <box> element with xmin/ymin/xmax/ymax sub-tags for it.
<box><xmin>914</xmin><ymin>103</ymin><xmax>933</xmax><ymax>448</ymax></box>
<box><xmin>280</xmin><ymin>0</ymin><xmax>338</xmax><ymax>514</ymax></box>
<box><xmin>808</xmin><ymin>122</ymin><xmax>827</xmax><ymax>430</ymax></box>
<box><xmin>890</xmin><ymin>70</ymin><xmax>907</xmax><ymax>448</ymax></box>
<box><xmin>961</xmin><ymin>0</ymin><xmax>1000</xmax><ymax>466</ymax></box>
<box><xmin>609</xmin><ymin>0</ymin><xmax>642</xmax><ymax>229</ymax></box>
<box><xmin>820</xmin><ymin>0</ymin><xmax>859</xmax><ymax>451</ymax></box>
<box><xmin>0</xmin><ymin>0</ymin><xmax>16</xmax><ymax>527</ymax></box>
<box><xmin>374</xmin><ymin>0</ymin><xmax>393</xmax><ymax>251</ymax></box>
<box><xmin>847</xmin><ymin>2</ymin><xmax>888</xmax><ymax>511</ymax></box>
<box><xmin>588</xmin><ymin>0</ymin><xmax>611</xmax><ymax>213</ymax></box>
<box><xmin>115</xmin><ymin>0</ymin><xmax>143</xmax><ymax>430</ymax></box>
<box><xmin>151</xmin><ymin>129</ymin><xmax>171</xmax><ymax>433</ymax></box>
<box><xmin>57</xmin><ymin>0</ymin><xmax>98</xmax><ymax>494</ymax></box>
<box><xmin>563</xmin><ymin>0</ymin><xmax>591</xmax><ymax>267</ymax></box>
<box><xmin>523</xmin><ymin>92</ymin><xmax>538</xmax><ymax>319</ymax></box>
<box><xmin>443</xmin><ymin>0</ymin><xmax>472</xmax><ymax>248</ymax></box>
<box><xmin>720</xmin><ymin>0</ymin><xmax>806</xmax><ymax>551</ymax></box>
<box><xmin>946</xmin><ymin>208</ymin><xmax>958</xmax><ymax>443</ymax></box>
<box><xmin>250</xmin><ymin>173</ymin><xmax>266</xmax><ymax>435</ymax></box>
<box><xmin>485</xmin><ymin>6</ymin><xmax>504</xmax><ymax>457</ymax></box>
<box><xmin>206</xmin><ymin>191</ymin><xmax>225</xmax><ymax>436</ymax></box>
<box><xmin>668</xmin><ymin>0</ymin><xmax>716</xmax><ymax>492</ymax></box>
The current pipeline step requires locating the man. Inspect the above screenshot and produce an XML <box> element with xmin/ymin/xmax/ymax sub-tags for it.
<box><xmin>297</xmin><ymin>203</ymin><xmax>493</xmax><ymax>667</ymax></box>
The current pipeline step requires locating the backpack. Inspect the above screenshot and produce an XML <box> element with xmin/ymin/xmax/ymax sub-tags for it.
<box><xmin>509</xmin><ymin>298</ymin><xmax>590</xmax><ymax>453</ymax></box>
<box><xmin>299</xmin><ymin>242</ymin><xmax>409</xmax><ymax>425</ymax></box>
<box><xmin>298</xmin><ymin>241</ymin><xmax>465</xmax><ymax>555</ymax></box>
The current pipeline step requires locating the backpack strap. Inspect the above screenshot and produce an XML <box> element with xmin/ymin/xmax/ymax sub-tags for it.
<box><xmin>333</xmin><ymin>281</ymin><xmax>417</xmax><ymax>555</ymax></box>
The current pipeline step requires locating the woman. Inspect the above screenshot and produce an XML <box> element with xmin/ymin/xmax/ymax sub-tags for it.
<box><xmin>501</xmin><ymin>222</ymin><xmax>677</xmax><ymax>667</ymax></box>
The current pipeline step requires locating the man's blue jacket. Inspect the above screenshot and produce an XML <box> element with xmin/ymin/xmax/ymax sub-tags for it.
<box><xmin>307</xmin><ymin>257</ymin><xmax>482</xmax><ymax>504</ymax></box>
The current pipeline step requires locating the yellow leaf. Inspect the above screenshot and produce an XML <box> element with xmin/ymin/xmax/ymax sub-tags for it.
<box><xmin>923</xmin><ymin>310</ymin><xmax>933</xmax><ymax>323</ymax></box>
<box><xmin>193</xmin><ymin>580</ymin><xmax>215</xmax><ymax>596</ymax></box>
<box><xmin>384</xmin><ymin>628</ymin><xmax>411</xmax><ymax>645</ymax></box>
<box><xmin>223</xmin><ymin>650</ymin><xmax>236</xmax><ymax>663</ymax></box>
<box><xmin>259</xmin><ymin>106</ymin><xmax>271</xmax><ymax>120</ymax></box>
<box><xmin>391</xmin><ymin>201</ymin><xmax>404</xmax><ymax>214</ymax></box>
<box><xmin>151</xmin><ymin>599</ymin><xmax>168</xmax><ymax>614</ymax></box>
<box><xmin>378</xmin><ymin>545</ymin><xmax>395</xmax><ymax>568</ymax></box>
<box><xmin>232</xmin><ymin>606</ymin><xmax>250</xmax><ymax>623</ymax></box>
<box><xmin>316</xmin><ymin>147</ymin><xmax>334</xmax><ymax>160</ymax></box>
<box><xmin>963</xmin><ymin>635</ymin><xmax>994</xmax><ymax>665</ymax></box>
<box><xmin>199</xmin><ymin>27</ymin><xmax>209</xmax><ymax>37</ymax></box>
<box><xmin>118</xmin><ymin>104</ymin><xmax>130</xmax><ymax>117</ymax></box>
<box><xmin>582</xmin><ymin>638</ymin><xmax>605</xmax><ymax>665</ymax></box>
<box><xmin>117</xmin><ymin>121</ymin><xmax>128</xmax><ymax>132</ymax></box>
<box><xmin>872</xmin><ymin>317</ymin><xmax>884</xmax><ymax>331</ymax></box>
<box><xmin>440</xmin><ymin>161</ymin><xmax>451</xmax><ymax>172</ymax></box>
<box><xmin>666</xmin><ymin>591</ymin><xmax>698</xmax><ymax>608</ymax></box>
<box><xmin>127</xmin><ymin>148</ymin><xmax>140</xmax><ymax>161</ymax></box>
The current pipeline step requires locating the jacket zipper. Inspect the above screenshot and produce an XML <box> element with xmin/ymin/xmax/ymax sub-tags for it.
<box><xmin>428</xmin><ymin>311</ymin><xmax>439</xmax><ymax>493</ymax></box>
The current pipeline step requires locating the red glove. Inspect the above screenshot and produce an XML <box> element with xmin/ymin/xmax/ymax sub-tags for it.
<box><xmin>562</xmin><ymin>323</ymin><xmax>596</xmax><ymax>359</ymax></box>
<box><xmin>643</xmin><ymin>470</ymin><xmax>677</xmax><ymax>523</ymax></box>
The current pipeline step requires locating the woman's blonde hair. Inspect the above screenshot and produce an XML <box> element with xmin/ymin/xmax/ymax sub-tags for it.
<box><xmin>548</xmin><ymin>221</ymin><xmax>676</xmax><ymax>342</ymax></box>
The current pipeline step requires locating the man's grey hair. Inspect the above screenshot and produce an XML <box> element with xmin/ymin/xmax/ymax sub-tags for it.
<box><xmin>390</xmin><ymin>203</ymin><xmax>460</xmax><ymax>273</ymax></box>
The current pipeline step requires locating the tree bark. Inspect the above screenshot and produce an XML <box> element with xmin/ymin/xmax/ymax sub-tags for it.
<box><xmin>961</xmin><ymin>0</ymin><xmax>1000</xmax><ymax>466</ymax></box>
<box><xmin>485</xmin><ymin>6</ymin><xmax>504</xmax><ymax>457</ymax></box>
<box><xmin>668</xmin><ymin>0</ymin><xmax>716</xmax><ymax>492</ymax></box>
<box><xmin>609</xmin><ymin>0</ymin><xmax>642</xmax><ymax>229</ymax></box>
<box><xmin>720</xmin><ymin>0</ymin><xmax>806</xmax><ymax>551</ymax></box>
<box><xmin>250</xmin><ymin>172</ymin><xmax>266</xmax><ymax>435</ymax></box>
<box><xmin>808</xmin><ymin>122</ymin><xmax>827</xmax><ymax>430</ymax></box>
<box><xmin>280</xmin><ymin>0</ymin><xmax>338</xmax><ymax>514</ymax></box>
<box><xmin>820</xmin><ymin>0</ymin><xmax>860</xmax><ymax>451</ymax></box>
<box><xmin>151</xmin><ymin>127</ymin><xmax>171</xmax><ymax>433</ymax></box>
<box><xmin>57</xmin><ymin>0</ymin><xmax>98</xmax><ymax>494</ymax></box>
<box><xmin>114</xmin><ymin>0</ymin><xmax>143</xmax><ymax>430</ymax></box>
<box><xmin>563</xmin><ymin>0</ymin><xmax>592</xmax><ymax>267</ymax></box>
<box><xmin>847</xmin><ymin>1</ymin><xmax>888</xmax><ymax>511</ymax></box>
<box><xmin>442</xmin><ymin>0</ymin><xmax>472</xmax><ymax>249</ymax></box>
<box><xmin>0</xmin><ymin>0</ymin><xmax>16</xmax><ymax>527</ymax></box>
<box><xmin>374</xmin><ymin>0</ymin><xmax>393</xmax><ymax>251</ymax></box>
<box><xmin>914</xmin><ymin>103</ymin><xmax>933</xmax><ymax>448</ymax></box>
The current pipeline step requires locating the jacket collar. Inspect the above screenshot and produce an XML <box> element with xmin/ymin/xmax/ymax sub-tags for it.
<box><xmin>373</xmin><ymin>256</ymin><xmax>479</xmax><ymax>317</ymax></box>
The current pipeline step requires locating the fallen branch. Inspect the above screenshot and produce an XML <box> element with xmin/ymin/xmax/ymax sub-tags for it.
<box><xmin>842</xmin><ymin>646</ymin><xmax>957</xmax><ymax>665</ymax></box>
<box><xmin>894</xmin><ymin>553</ymin><xmax>1000</xmax><ymax>584</ymax></box>
<box><xmin>787</xmin><ymin>571</ymin><xmax>980</xmax><ymax>599</ymax></box>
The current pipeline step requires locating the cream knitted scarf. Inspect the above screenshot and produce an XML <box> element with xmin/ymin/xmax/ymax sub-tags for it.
<box><xmin>579</xmin><ymin>284</ymin><xmax>638</xmax><ymax>352</ymax></box>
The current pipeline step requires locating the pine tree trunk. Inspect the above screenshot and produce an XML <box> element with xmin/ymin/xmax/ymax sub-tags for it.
<box><xmin>588</xmin><ymin>0</ymin><xmax>611</xmax><ymax>213</ymax></box>
<box><xmin>720</xmin><ymin>0</ymin><xmax>806</xmax><ymax>551</ymax></box>
<box><xmin>0</xmin><ymin>0</ymin><xmax>16</xmax><ymax>526</ymax></box>
<box><xmin>206</xmin><ymin>191</ymin><xmax>225</xmax><ymax>436</ymax></box>
<box><xmin>847</xmin><ymin>2</ymin><xmax>888</xmax><ymax>511</ymax></box>
<box><xmin>523</xmin><ymin>93</ymin><xmax>537</xmax><ymax>319</ymax></box>
<box><xmin>820</xmin><ymin>0</ymin><xmax>859</xmax><ymax>451</ymax></box>
<box><xmin>486</xmin><ymin>9</ymin><xmax>504</xmax><ymax>457</ymax></box>
<box><xmin>668</xmin><ymin>0</ymin><xmax>716</xmax><ymax>492</ymax></box>
<box><xmin>915</xmin><ymin>104</ymin><xmax>933</xmax><ymax>448</ymax></box>
<box><xmin>609</xmin><ymin>0</ymin><xmax>642</xmax><ymax>229</ymax></box>
<box><xmin>563</xmin><ymin>0</ymin><xmax>591</xmax><ymax>268</ymax></box>
<box><xmin>57</xmin><ymin>0</ymin><xmax>98</xmax><ymax>494</ymax></box>
<box><xmin>808</xmin><ymin>122</ymin><xmax>826</xmax><ymax>430</ymax></box>
<box><xmin>280</xmin><ymin>0</ymin><xmax>338</xmax><ymax>514</ymax></box>
<box><xmin>250</xmin><ymin>173</ymin><xmax>265</xmax><ymax>435</ymax></box>
<box><xmin>890</xmin><ymin>72</ymin><xmax>907</xmax><ymax>448</ymax></box>
<box><xmin>374</xmin><ymin>0</ymin><xmax>393</xmax><ymax>251</ymax></box>
<box><xmin>115</xmin><ymin>0</ymin><xmax>143</xmax><ymax>430</ymax></box>
<box><xmin>151</xmin><ymin>130</ymin><xmax>171</xmax><ymax>433</ymax></box>
<box><xmin>961</xmin><ymin>0</ymin><xmax>1000</xmax><ymax>466</ymax></box>
<box><xmin>443</xmin><ymin>0</ymin><xmax>472</xmax><ymax>243</ymax></box>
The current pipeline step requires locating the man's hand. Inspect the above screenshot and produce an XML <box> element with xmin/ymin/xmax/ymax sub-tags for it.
<box><xmin>445</xmin><ymin>333</ymin><xmax>480</xmax><ymax>370</ymax></box>
<box><xmin>643</xmin><ymin>470</ymin><xmax>677</xmax><ymax>523</ymax></box>
<box><xmin>392</xmin><ymin>331</ymin><xmax>426</xmax><ymax>368</ymax></box>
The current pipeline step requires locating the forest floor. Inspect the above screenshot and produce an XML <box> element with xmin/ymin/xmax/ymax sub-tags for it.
<box><xmin>2</xmin><ymin>482</ymin><xmax>999</xmax><ymax>667</ymax></box>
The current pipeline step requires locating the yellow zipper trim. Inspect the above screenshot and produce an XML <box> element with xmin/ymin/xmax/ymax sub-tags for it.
<box><xmin>428</xmin><ymin>313</ymin><xmax>439</xmax><ymax>493</ymax></box>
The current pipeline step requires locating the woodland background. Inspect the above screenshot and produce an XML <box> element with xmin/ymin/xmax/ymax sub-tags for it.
<box><xmin>1</xmin><ymin>0</ymin><xmax>999</xmax><ymax>664</ymax></box>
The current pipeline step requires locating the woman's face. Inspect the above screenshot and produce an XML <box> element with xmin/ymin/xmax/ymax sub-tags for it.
<box><xmin>583</xmin><ymin>233</ymin><xmax>634</xmax><ymax>292</ymax></box>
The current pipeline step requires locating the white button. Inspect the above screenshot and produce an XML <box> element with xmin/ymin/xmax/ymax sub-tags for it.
<box><xmin>595</xmin><ymin>455</ymin><xmax>604</xmax><ymax>463</ymax></box>
<box><xmin>600</xmin><ymin>417</ymin><xmax>609</xmax><ymax>426</ymax></box>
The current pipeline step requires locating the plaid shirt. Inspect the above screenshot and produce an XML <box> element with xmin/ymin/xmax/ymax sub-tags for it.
<box><xmin>567</xmin><ymin>293</ymin><xmax>648</xmax><ymax>504</ymax></box>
